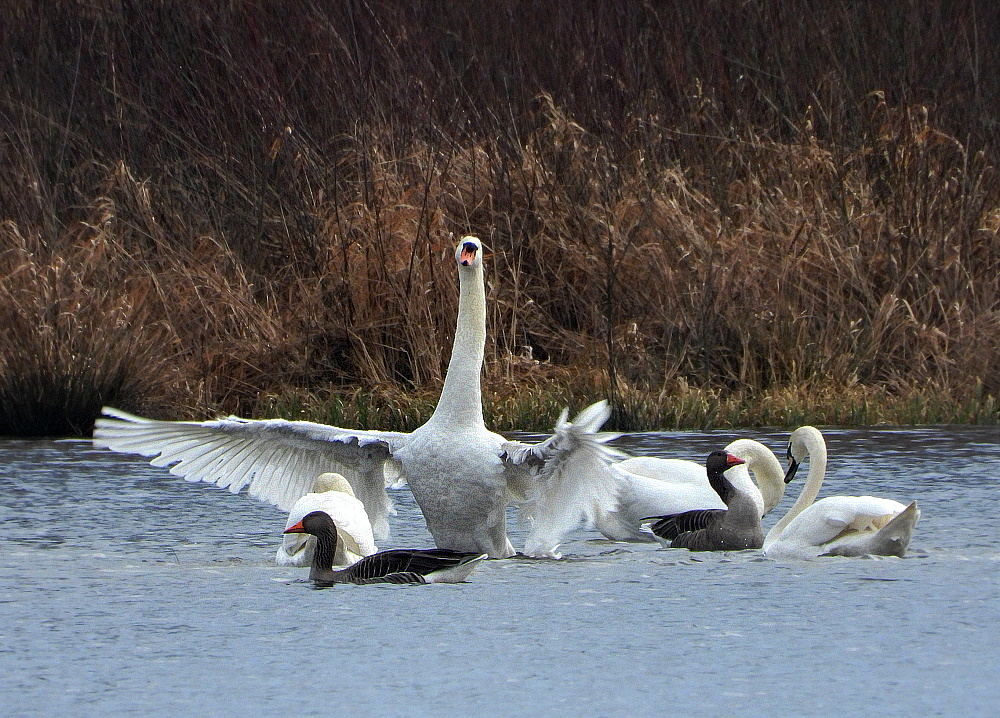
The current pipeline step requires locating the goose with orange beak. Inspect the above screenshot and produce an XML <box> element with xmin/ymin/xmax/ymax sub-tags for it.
<box><xmin>644</xmin><ymin>451</ymin><xmax>766</xmax><ymax>551</ymax></box>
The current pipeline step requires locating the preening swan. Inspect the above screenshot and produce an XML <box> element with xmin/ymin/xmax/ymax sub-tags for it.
<box><xmin>763</xmin><ymin>426</ymin><xmax>920</xmax><ymax>558</ymax></box>
<box><xmin>276</xmin><ymin>473</ymin><xmax>377</xmax><ymax>568</ymax></box>
<box><xmin>593</xmin><ymin>438</ymin><xmax>787</xmax><ymax>542</ymax></box>
<box><xmin>94</xmin><ymin>237</ymin><xmax>622</xmax><ymax>558</ymax></box>
<box><xmin>644</xmin><ymin>451</ymin><xmax>765</xmax><ymax>551</ymax></box>
<box><xmin>284</xmin><ymin>511</ymin><xmax>486</xmax><ymax>585</ymax></box>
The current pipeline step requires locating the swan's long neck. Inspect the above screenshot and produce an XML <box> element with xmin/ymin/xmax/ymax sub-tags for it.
<box><xmin>428</xmin><ymin>261</ymin><xmax>486</xmax><ymax>429</ymax></box>
<box><xmin>764</xmin><ymin>427</ymin><xmax>827</xmax><ymax>545</ymax></box>
<box><xmin>726</xmin><ymin>439</ymin><xmax>785</xmax><ymax>514</ymax></box>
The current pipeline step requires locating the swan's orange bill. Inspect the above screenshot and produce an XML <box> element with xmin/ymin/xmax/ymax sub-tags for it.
<box><xmin>460</xmin><ymin>245</ymin><xmax>477</xmax><ymax>265</ymax></box>
<box><xmin>284</xmin><ymin>520</ymin><xmax>306</xmax><ymax>534</ymax></box>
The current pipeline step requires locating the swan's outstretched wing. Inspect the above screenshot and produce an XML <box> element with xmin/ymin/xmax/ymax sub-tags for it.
<box><xmin>93</xmin><ymin>407</ymin><xmax>410</xmax><ymax>538</ymax></box>
<box><xmin>277</xmin><ymin>490</ymin><xmax>378</xmax><ymax>567</ymax></box>
<box><xmin>501</xmin><ymin>400</ymin><xmax>626</xmax><ymax>557</ymax></box>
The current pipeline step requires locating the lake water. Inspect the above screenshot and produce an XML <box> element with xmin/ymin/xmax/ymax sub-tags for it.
<box><xmin>2</xmin><ymin>425</ymin><xmax>999</xmax><ymax>716</ymax></box>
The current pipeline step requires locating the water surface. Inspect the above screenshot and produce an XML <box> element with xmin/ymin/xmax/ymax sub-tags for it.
<box><xmin>2</xmin><ymin>426</ymin><xmax>998</xmax><ymax>716</ymax></box>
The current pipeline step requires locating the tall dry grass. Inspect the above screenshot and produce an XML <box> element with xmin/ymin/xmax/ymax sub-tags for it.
<box><xmin>1</xmin><ymin>1</ymin><xmax>998</xmax><ymax>435</ymax></box>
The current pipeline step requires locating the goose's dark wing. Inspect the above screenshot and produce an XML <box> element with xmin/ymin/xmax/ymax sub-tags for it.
<box><xmin>339</xmin><ymin>549</ymin><xmax>486</xmax><ymax>584</ymax></box>
<box><xmin>645</xmin><ymin>509</ymin><xmax>726</xmax><ymax>541</ymax></box>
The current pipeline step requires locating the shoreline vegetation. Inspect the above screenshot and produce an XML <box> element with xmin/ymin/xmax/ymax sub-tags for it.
<box><xmin>2</xmin><ymin>1</ymin><xmax>998</xmax><ymax>436</ymax></box>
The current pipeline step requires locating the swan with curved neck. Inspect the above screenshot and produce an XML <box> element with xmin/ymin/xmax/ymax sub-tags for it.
<box><xmin>763</xmin><ymin>426</ymin><xmax>920</xmax><ymax>558</ymax></box>
<box><xmin>94</xmin><ymin>237</ymin><xmax>623</xmax><ymax>558</ymax></box>
<box><xmin>645</xmin><ymin>451</ymin><xmax>765</xmax><ymax>551</ymax></box>
<box><xmin>276</xmin><ymin>472</ymin><xmax>377</xmax><ymax>568</ymax></box>
<box><xmin>284</xmin><ymin>511</ymin><xmax>486</xmax><ymax>585</ymax></box>
<box><xmin>594</xmin><ymin>438</ymin><xmax>787</xmax><ymax>542</ymax></box>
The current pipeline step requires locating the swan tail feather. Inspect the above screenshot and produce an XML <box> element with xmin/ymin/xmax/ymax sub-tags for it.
<box><xmin>825</xmin><ymin>500</ymin><xmax>920</xmax><ymax>558</ymax></box>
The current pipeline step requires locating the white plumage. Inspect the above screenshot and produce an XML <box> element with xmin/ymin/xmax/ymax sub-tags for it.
<box><xmin>276</xmin><ymin>473</ymin><xmax>377</xmax><ymax>568</ymax></box>
<box><xmin>593</xmin><ymin>438</ymin><xmax>788</xmax><ymax>541</ymax></box>
<box><xmin>93</xmin><ymin>237</ymin><xmax>622</xmax><ymax>558</ymax></box>
<box><xmin>763</xmin><ymin>426</ymin><xmax>920</xmax><ymax>558</ymax></box>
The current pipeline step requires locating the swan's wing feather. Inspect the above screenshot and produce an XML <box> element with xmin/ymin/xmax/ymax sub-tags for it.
<box><xmin>502</xmin><ymin>401</ymin><xmax>626</xmax><ymax>557</ymax></box>
<box><xmin>615</xmin><ymin>465</ymin><xmax>727</xmax><ymax>518</ymax></box>
<box><xmin>382</xmin><ymin>458</ymin><xmax>407</xmax><ymax>489</ymax></box>
<box><xmin>93</xmin><ymin>407</ymin><xmax>408</xmax><ymax>537</ymax></box>
<box><xmin>502</xmin><ymin>400</ymin><xmax>620</xmax><ymax>466</ymax></box>
<box><xmin>644</xmin><ymin>509</ymin><xmax>725</xmax><ymax>541</ymax></box>
<box><xmin>615</xmin><ymin>456</ymin><xmax>706</xmax><ymax>484</ymax></box>
<box><xmin>775</xmin><ymin>495</ymin><xmax>910</xmax><ymax>549</ymax></box>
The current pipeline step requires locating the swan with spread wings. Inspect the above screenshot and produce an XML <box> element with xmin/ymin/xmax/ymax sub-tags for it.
<box><xmin>94</xmin><ymin>237</ymin><xmax>622</xmax><ymax>558</ymax></box>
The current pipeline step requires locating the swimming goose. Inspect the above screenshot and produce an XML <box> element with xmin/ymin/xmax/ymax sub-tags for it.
<box><xmin>285</xmin><ymin>511</ymin><xmax>486</xmax><ymax>585</ymax></box>
<box><xmin>93</xmin><ymin>237</ymin><xmax>623</xmax><ymax>558</ymax></box>
<box><xmin>763</xmin><ymin>426</ymin><xmax>920</xmax><ymax>559</ymax></box>
<box><xmin>276</xmin><ymin>473</ymin><xmax>377</xmax><ymax>568</ymax></box>
<box><xmin>644</xmin><ymin>451</ymin><xmax>765</xmax><ymax>551</ymax></box>
<box><xmin>594</xmin><ymin>438</ymin><xmax>787</xmax><ymax>542</ymax></box>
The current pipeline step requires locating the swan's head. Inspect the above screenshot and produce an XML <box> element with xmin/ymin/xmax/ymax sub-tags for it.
<box><xmin>782</xmin><ymin>438</ymin><xmax>797</xmax><ymax>483</ymax></box>
<box><xmin>313</xmin><ymin>472</ymin><xmax>355</xmax><ymax>496</ymax></box>
<box><xmin>456</xmin><ymin>236</ymin><xmax>482</xmax><ymax>268</ymax></box>
<box><xmin>784</xmin><ymin>425</ymin><xmax>824</xmax><ymax>484</ymax></box>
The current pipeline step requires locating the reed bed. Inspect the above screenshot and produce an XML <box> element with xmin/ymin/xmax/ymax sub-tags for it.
<box><xmin>1</xmin><ymin>1</ymin><xmax>998</xmax><ymax>435</ymax></box>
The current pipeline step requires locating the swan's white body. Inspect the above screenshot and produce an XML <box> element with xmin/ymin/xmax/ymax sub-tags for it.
<box><xmin>276</xmin><ymin>473</ymin><xmax>377</xmax><ymax>568</ymax></box>
<box><xmin>763</xmin><ymin>426</ymin><xmax>920</xmax><ymax>559</ymax></box>
<box><xmin>595</xmin><ymin>439</ymin><xmax>786</xmax><ymax>541</ymax></box>
<box><xmin>93</xmin><ymin>237</ymin><xmax>622</xmax><ymax>558</ymax></box>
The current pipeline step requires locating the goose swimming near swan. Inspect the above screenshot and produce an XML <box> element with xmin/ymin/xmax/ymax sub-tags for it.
<box><xmin>762</xmin><ymin>426</ymin><xmax>920</xmax><ymax>559</ymax></box>
<box><xmin>276</xmin><ymin>472</ymin><xmax>377</xmax><ymax>568</ymax></box>
<box><xmin>644</xmin><ymin>451</ymin><xmax>765</xmax><ymax>551</ymax></box>
<box><xmin>93</xmin><ymin>237</ymin><xmax>622</xmax><ymax>558</ymax></box>
<box><xmin>593</xmin><ymin>438</ymin><xmax>787</xmax><ymax>542</ymax></box>
<box><xmin>284</xmin><ymin>511</ymin><xmax>486</xmax><ymax>585</ymax></box>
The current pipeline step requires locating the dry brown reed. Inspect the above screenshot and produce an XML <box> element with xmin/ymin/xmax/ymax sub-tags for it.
<box><xmin>1</xmin><ymin>1</ymin><xmax>998</xmax><ymax>435</ymax></box>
